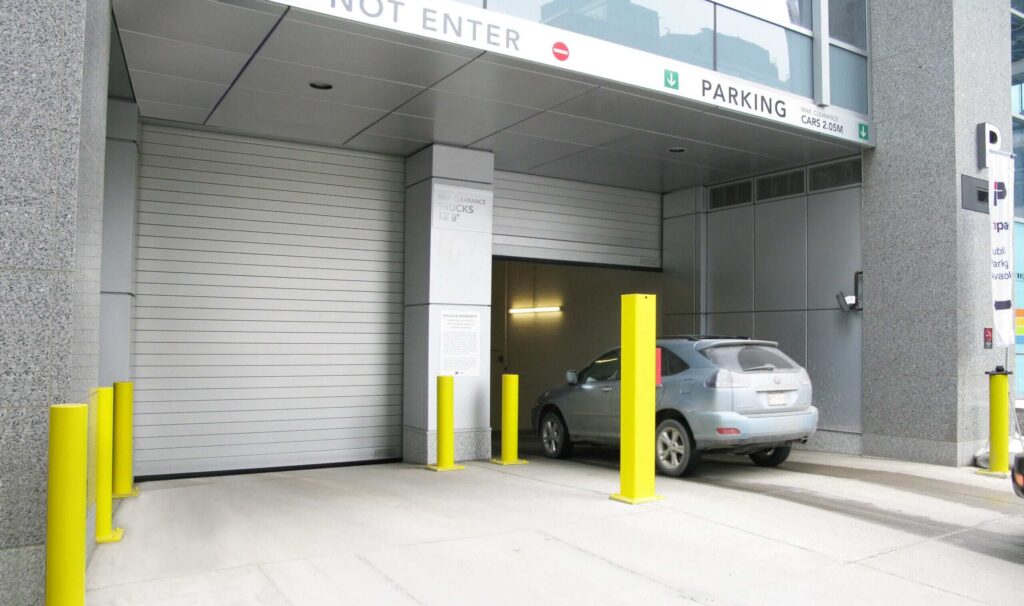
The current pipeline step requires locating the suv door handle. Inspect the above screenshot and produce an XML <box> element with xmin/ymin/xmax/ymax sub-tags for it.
<box><xmin>601</xmin><ymin>387</ymin><xmax>613</xmax><ymax>392</ymax></box>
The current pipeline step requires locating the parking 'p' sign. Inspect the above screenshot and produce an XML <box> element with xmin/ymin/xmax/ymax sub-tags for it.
<box><xmin>552</xmin><ymin>41</ymin><xmax>570</xmax><ymax>61</ymax></box>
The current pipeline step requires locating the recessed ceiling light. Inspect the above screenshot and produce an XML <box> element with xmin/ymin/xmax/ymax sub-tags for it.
<box><xmin>668</xmin><ymin>146</ymin><xmax>687</xmax><ymax>153</ymax></box>
<box><xmin>309</xmin><ymin>81</ymin><xmax>333</xmax><ymax>90</ymax></box>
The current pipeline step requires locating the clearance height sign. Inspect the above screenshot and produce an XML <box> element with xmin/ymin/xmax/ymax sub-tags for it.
<box><xmin>273</xmin><ymin>0</ymin><xmax>873</xmax><ymax>146</ymax></box>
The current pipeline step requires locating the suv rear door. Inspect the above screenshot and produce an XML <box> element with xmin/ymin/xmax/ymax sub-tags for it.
<box><xmin>699</xmin><ymin>342</ymin><xmax>811</xmax><ymax>415</ymax></box>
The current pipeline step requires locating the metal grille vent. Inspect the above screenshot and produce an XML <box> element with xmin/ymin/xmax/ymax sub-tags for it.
<box><xmin>708</xmin><ymin>180</ymin><xmax>753</xmax><ymax>210</ymax></box>
<box><xmin>809</xmin><ymin>158</ymin><xmax>862</xmax><ymax>192</ymax></box>
<box><xmin>755</xmin><ymin>170</ymin><xmax>805</xmax><ymax>201</ymax></box>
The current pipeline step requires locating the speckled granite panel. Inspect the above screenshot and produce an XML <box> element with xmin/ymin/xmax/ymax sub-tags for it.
<box><xmin>0</xmin><ymin>545</ymin><xmax>45</xmax><ymax>606</ymax></box>
<box><xmin>403</xmin><ymin>426</ymin><xmax>492</xmax><ymax>465</ymax></box>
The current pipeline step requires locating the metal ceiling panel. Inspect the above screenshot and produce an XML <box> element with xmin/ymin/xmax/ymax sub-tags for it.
<box><xmin>397</xmin><ymin>89</ymin><xmax>538</xmax><ymax>132</ymax></box>
<box><xmin>207</xmin><ymin>88</ymin><xmax>389</xmax><ymax>146</ymax></box>
<box><xmin>554</xmin><ymin>87</ymin><xmax>708</xmax><ymax>140</ymax></box>
<box><xmin>136</xmin><ymin>100</ymin><xmax>211</xmax><ymax>124</ymax></box>
<box><xmin>471</xmin><ymin>132</ymin><xmax>589</xmax><ymax>172</ymax></box>
<box><xmin>528</xmin><ymin>156</ymin><xmax>662</xmax><ymax>193</ymax></box>
<box><xmin>507</xmin><ymin>111</ymin><xmax>636</xmax><ymax>147</ymax></box>
<box><xmin>346</xmin><ymin>133</ymin><xmax>431</xmax><ymax>157</ymax></box>
<box><xmin>431</xmin><ymin>60</ymin><xmax>597</xmax><ymax>110</ymax></box>
<box><xmin>117</xmin><ymin>31</ymin><xmax>250</xmax><ymax>86</ymax></box>
<box><xmin>128</xmin><ymin>70</ymin><xmax>228</xmax><ymax>110</ymax></box>
<box><xmin>358</xmin><ymin>113</ymin><xmax>496</xmax><ymax>147</ymax></box>
<box><xmin>259</xmin><ymin>17</ymin><xmax>477</xmax><ymax>88</ymax></box>
<box><xmin>113</xmin><ymin>0</ymin><xmax>283</xmax><ymax>54</ymax></box>
<box><xmin>233</xmin><ymin>57</ymin><xmax>424</xmax><ymax>112</ymax></box>
<box><xmin>599</xmin><ymin>131</ymin><xmax>787</xmax><ymax>177</ymax></box>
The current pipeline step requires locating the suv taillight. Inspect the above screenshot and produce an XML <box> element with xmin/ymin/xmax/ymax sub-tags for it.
<box><xmin>1013</xmin><ymin>454</ymin><xmax>1024</xmax><ymax>498</ymax></box>
<box><xmin>705</xmin><ymin>369</ymin><xmax>750</xmax><ymax>389</ymax></box>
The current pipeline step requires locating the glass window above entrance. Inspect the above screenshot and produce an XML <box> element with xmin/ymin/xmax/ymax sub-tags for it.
<box><xmin>457</xmin><ymin>1</ymin><xmax>869</xmax><ymax>114</ymax></box>
<box><xmin>715</xmin><ymin>0</ymin><xmax>813</xmax><ymax>30</ymax></box>
<box><xmin>829</xmin><ymin>0</ymin><xmax>867</xmax><ymax>50</ymax></box>
<box><xmin>487</xmin><ymin>0</ymin><xmax>715</xmax><ymax>68</ymax></box>
<box><xmin>716</xmin><ymin>6</ymin><xmax>813</xmax><ymax>97</ymax></box>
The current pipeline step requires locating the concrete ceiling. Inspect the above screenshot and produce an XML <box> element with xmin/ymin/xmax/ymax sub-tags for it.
<box><xmin>112</xmin><ymin>0</ymin><xmax>861</xmax><ymax>193</ymax></box>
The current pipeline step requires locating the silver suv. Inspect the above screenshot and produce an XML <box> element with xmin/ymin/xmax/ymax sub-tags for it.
<box><xmin>530</xmin><ymin>336</ymin><xmax>819</xmax><ymax>476</ymax></box>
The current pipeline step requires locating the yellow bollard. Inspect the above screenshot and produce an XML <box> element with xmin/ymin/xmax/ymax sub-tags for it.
<box><xmin>46</xmin><ymin>404</ymin><xmax>88</xmax><ymax>606</ymax></box>
<box><xmin>492</xmin><ymin>374</ymin><xmax>528</xmax><ymax>466</ymax></box>
<box><xmin>427</xmin><ymin>375</ymin><xmax>464</xmax><ymax>472</ymax></box>
<box><xmin>112</xmin><ymin>381</ymin><xmax>139</xmax><ymax>498</ymax></box>
<box><xmin>95</xmin><ymin>387</ymin><xmax>124</xmax><ymax>543</ymax></box>
<box><xmin>980</xmin><ymin>367</ymin><xmax>1012</xmax><ymax>476</ymax></box>
<box><xmin>611</xmin><ymin>294</ymin><xmax>663</xmax><ymax>505</ymax></box>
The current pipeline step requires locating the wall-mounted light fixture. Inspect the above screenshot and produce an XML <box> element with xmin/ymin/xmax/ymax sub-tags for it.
<box><xmin>509</xmin><ymin>306</ymin><xmax>562</xmax><ymax>315</ymax></box>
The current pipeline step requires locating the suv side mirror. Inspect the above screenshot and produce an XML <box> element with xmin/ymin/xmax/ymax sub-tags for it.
<box><xmin>566</xmin><ymin>370</ymin><xmax>578</xmax><ymax>385</ymax></box>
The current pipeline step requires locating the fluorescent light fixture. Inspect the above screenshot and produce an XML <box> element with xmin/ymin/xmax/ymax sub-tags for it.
<box><xmin>509</xmin><ymin>306</ymin><xmax>562</xmax><ymax>315</ymax></box>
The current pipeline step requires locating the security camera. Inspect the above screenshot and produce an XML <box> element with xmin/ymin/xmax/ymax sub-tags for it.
<box><xmin>836</xmin><ymin>292</ymin><xmax>858</xmax><ymax>312</ymax></box>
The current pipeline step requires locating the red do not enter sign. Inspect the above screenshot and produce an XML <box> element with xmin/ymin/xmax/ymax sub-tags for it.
<box><xmin>552</xmin><ymin>41</ymin><xmax>570</xmax><ymax>61</ymax></box>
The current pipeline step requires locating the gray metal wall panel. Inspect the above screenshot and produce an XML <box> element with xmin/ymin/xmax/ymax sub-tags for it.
<box><xmin>663</xmin><ymin>214</ymin><xmax>699</xmax><ymax>315</ymax></box>
<box><xmin>134</xmin><ymin>124</ymin><xmax>404</xmax><ymax>475</ymax></box>
<box><xmin>706</xmin><ymin>312</ymin><xmax>754</xmax><ymax>338</ymax></box>
<box><xmin>707</xmin><ymin>206</ymin><xmax>754</xmax><ymax>313</ymax></box>
<box><xmin>808</xmin><ymin>187</ymin><xmax>862</xmax><ymax>309</ymax></box>
<box><xmin>754</xmin><ymin>198</ymin><xmax>807</xmax><ymax>311</ymax></box>
<box><xmin>753</xmin><ymin>311</ymin><xmax>808</xmax><ymax>367</ymax></box>
<box><xmin>492</xmin><ymin>171</ymin><xmax>661</xmax><ymax>268</ymax></box>
<box><xmin>807</xmin><ymin>310</ymin><xmax>863</xmax><ymax>432</ymax></box>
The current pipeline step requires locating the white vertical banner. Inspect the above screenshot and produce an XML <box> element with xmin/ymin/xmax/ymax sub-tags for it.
<box><xmin>989</xmin><ymin>150</ymin><xmax>1015</xmax><ymax>347</ymax></box>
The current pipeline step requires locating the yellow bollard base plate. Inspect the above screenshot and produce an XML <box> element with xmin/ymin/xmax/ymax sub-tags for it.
<box><xmin>490</xmin><ymin>458</ymin><xmax>529</xmax><ymax>466</ymax></box>
<box><xmin>96</xmin><ymin>528</ymin><xmax>125</xmax><ymax>544</ymax></box>
<box><xmin>113</xmin><ymin>485</ymin><xmax>140</xmax><ymax>499</ymax></box>
<box><xmin>425</xmin><ymin>464</ymin><xmax>466</xmax><ymax>472</ymax></box>
<box><xmin>610</xmin><ymin>493</ymin><xmax>665</xmax><ymax>505</ymax></box>
<box><xmin>975</xmin><ymin>469</ymin><xmax>1010</xmax><ymax>478</ymax></box>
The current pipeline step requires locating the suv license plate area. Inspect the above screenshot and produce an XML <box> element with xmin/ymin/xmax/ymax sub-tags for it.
<box><xmin>768</xmin><ymin>392</ymin><xmax>789</xmax><ymax>406</ymax></box>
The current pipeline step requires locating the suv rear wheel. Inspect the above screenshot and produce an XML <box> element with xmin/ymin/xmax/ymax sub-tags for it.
<box><xmin>749</xmin><ymin>445</ymin><xmax>792</xmax><ymax>467</ymax></box>
<box><xmin>655</xmin><ymin>419</ymin><xmax>700</xmax><ymax>477</ymax></box>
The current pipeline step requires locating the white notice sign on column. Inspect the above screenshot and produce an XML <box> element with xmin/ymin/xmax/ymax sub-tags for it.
<box><xmin>439</xmin><ymin>311</ymin><xmax>481</xmax><ymax>376</ymax></box>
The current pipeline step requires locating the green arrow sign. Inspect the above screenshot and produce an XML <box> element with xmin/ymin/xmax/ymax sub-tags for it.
<box><xmin>664</xmin><ymin>69</ymin><xmax>679</xmax><ymax>90</ymax></box>
<box><xmin>858</xmin><ymin>123</ymin><xmax>869</xmax><ymax>141</ymax></box>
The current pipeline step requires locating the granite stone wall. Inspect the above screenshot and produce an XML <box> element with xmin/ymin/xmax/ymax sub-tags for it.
<box><xmin>0</xmin><ymin>1</ymin><xmax>110</xmax><ymax>603</ymax></box>
<box><xmin>862</xmin><ymin>0</ymin><xmax>1010</xmax><ymax>465</ymax></box>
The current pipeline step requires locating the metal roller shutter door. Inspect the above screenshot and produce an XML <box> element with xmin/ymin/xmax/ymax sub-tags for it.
<box><xmin>133</xmin><ymin>125</ymin><xmax>404</xmax><ymax>476</ymax></box>
<box><xmin>492</xmin><ymin>171</ymin><xmax>662</xmax><ymax>269</ymax></box>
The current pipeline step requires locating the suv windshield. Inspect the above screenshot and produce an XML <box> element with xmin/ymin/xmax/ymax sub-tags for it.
<box><xmin>702</xmin><ymin>345</ymin><xmax>796</xmax><ymax>372</ymax></box>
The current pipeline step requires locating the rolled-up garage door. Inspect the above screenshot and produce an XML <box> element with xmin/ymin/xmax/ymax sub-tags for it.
<box><xmin>492</xmin><ymin>171</ymin><xmax>662</xmax><ymax>269</ymax></box>
<box><xmin>133</xmin><ymin>125</ymin><xmax>404</xmax><ymax>476</ymax></box>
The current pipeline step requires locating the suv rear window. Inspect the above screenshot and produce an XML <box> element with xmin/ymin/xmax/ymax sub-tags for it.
<box><xmin>702</xmin><ymin>345</ymin><xmax>796</xmax><ymax>372</ymax></box>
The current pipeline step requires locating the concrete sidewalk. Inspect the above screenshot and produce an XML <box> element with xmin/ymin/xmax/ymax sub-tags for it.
<box><xmin>87</xmin><ymin>446</ymin><xmax>1024</xmax><ymax>605</ymax></box>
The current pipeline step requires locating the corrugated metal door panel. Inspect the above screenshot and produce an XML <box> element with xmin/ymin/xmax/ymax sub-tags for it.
<box><xmin>492</xmin><ymin>171</ymin><xmax>661</xmax><ymax>268</ymax></box>
<box><xmin>134</xmin><ymin>125</ymin><xmax>404</xmax><ymax>475</ymax></box>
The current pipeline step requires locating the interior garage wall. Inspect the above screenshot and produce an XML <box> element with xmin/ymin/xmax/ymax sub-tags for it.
<box><xmin>698</xmin><ymin>178</ymin><xmax>864</xmax><ymax>452</ymax></box>
<box><xmin>491</xmin><ymin>260</ymin><xmax>668</xmax><ymax>430</ymax></box>
<box><xmin>493</xmin><ymin>171</ymin><xmax>662</xmax><ymax>268</ymax></box>
<box><xmin>132</xmin><ymin>125</ymin><xmax>405</xmax><ymax>475</ymax></box>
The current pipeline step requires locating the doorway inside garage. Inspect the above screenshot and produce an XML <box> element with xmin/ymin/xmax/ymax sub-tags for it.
<box><xmin>489</xmin><ymin>258</ymin><xmax>669</xmax><ymax>434</ymax></box>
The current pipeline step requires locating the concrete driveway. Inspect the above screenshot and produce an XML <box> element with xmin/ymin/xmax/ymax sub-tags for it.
<box><xmin>87</xmin><ymin>444</ymin><xmax>1024</xmax><ymax>605</ymax></box>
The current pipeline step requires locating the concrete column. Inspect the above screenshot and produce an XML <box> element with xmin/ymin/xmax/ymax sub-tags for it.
<box><xmin>0</xmin><ymin>0</ymin><xmax>111</xmax><ymax>601</ymax></box>
<box><xmin>99</xmin><ymin>100</ymin><xmax>139</xmax><ymax>386</ymax></box>
<box><xmin>862</xmin><ymin>0</ymin><xmax>1010</xmax><ymax>465</ymax></box>
<box><xmin>403</xmin><ymin>145</ymin><xmax>495</xmax><ymax>464</ymax></box>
